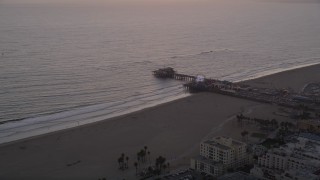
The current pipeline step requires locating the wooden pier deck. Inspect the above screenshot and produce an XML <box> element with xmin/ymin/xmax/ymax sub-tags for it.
<box><xmin>173</xmin><ymin>74</ymin><xmax>196</xmax><ymax>81</ymax></box>
<box><xmin>153</xmin><ymin>67</ymin><xmax>320</xmax><ymax>112</ymax></box>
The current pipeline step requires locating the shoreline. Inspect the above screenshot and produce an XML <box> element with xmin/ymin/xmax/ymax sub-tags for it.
<box><xmin>0</xmin><ymin>62</ymin><xmax>319</xmax><ymax>146</ymax></box>
<box><xmin>0</xmin><ymin>63</ymin><xmax>319</xmax><ymax>179</ymax></box>
<box><xmin>234</xmin><ymin>62</ymin><xmax>320</xmax><ymax>83</ymax></box>
<box><xmin>0</xmin><ymin>92</ymin><xmax>190</xmax><ymax>145</ymax></box>
<box><xmin>0</xmin><ymin>93</ymin><xmax>191</xmax><ymax>147</ymax></box>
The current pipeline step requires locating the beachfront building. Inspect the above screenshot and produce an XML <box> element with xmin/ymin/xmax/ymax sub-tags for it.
<box><xmin>298</xmin><ymin>132</ymin><xmax>320</xmax><ymax>143</ymax></box>
<box><xmin>297</xmin><ymin>119</ymin><xmax>320</xmax><ymax>133</ymax></box>
<box><xmin>218</xmin><ymin>171</ymin><xmax>258</xmax><ymax>180</ymax></box>
<box><xmin>251</xmin><ymin>133</ymin><xmax>320</xmax><ymax>180</ymax></box>
<box><xmin>250</xmin><ymin>165</ymin><xmax>320</xmax><ymax>180</ymax></box>
<box><xmin>191</xmin><ymin>156</ymin><xmax>224</xmax><ymax>176</ymax></box>
<box><xmin>256</xmin><ymin>148</ymin><xmax>318</xmax><ymax>171</ymax></box>
<box><xmin>191</xmin><ymin>136</ymin><xmax>251</xmax><ymax>177</ymax></box>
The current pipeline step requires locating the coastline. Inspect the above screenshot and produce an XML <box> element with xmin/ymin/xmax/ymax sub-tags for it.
<box><xmin>234</xmin><ymin>62</ymin><xmax>320</xmax><ymax>83</ymax></box>
<box><xmin>243</xmin><ymin>62</ymin><xmax>320</xmax><ymax>92</ymax></box>
<box><xmin>0</xmin><ymin>92</ymin><xmax>190</xmax><ymax>145</ymax></box>
<box><xmin>0</xmin><ymin>62</ymin><xmax>319</xmax><ymax>146</ymax></box>
<box><xmin>0</xmin><ymin>63</ymin><xmax>319</xmax><ymax>179</ymax></box>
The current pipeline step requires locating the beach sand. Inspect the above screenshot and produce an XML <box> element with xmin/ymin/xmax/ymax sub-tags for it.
<box><xmin>0</xmin><ymin>64</ymin><xmax>319</xmax><ymax>180</ymax></box>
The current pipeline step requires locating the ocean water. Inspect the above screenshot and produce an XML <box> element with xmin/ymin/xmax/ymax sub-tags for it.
<box><xmin>0</xmin><ymin>0</ymin><xmax>320</xmax><ymax>143</ymax></box>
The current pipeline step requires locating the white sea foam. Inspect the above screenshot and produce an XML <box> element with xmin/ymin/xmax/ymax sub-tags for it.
<box><xmin>0</xmin><ymin>90</ymin><xmax>189</xmax><ymax>144</ymax></box>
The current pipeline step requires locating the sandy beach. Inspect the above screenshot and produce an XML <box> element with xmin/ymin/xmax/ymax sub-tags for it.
<box><xmin>0</xmin><ymin>64</ymin><xmax>319</xmax><ymax>180</ymax></box>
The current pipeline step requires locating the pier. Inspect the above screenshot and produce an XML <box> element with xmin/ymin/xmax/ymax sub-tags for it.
<box><xmin>153</xmin><ymin>67</ymin><xmax>320</xmax><ymax>111</ymax></box>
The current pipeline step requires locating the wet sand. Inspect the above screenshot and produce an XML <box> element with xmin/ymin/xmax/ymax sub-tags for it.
<box><xmin>0</xmin><ymin>64</ymin><xmax>319</xmax><ymax>180</ymax></box>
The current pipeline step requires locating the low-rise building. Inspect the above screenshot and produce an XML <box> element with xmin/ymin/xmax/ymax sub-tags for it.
<box><xmin>190</xmin><ymin>155</ymin><xmax>224</xmax><ymax>176</ymax></box>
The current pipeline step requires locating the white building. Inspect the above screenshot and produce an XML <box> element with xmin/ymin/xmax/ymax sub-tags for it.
<box><xmin>257</xmin><ymin>149</ymin><xmax>288</xmax><ymax>170</ymax></box>
<box><xmin>251</xmin><ymin>134</ymin><xmax>320</xmax><ymax>180</ymax></box>
<box><xmin>191</xmin><ymin>136</ymin><xmax>251</xmax><ymax>177</ymax></box>
<box><xmin>257</xmin><ymin>145</ymin><xmax>320</xmax><ymax>171</ymax></box>
<box><xmin>191</xmin><ymin>156</ymin><xmax>224</xmax><ymax>176</ymax></box>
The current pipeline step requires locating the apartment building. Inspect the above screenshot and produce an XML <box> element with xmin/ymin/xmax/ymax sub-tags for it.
<box><xmin>191</xmin><ymin>136</ymin><xmax>251</xmax><ymax>177</ymax></box>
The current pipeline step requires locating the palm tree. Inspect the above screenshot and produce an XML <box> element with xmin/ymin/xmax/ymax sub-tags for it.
<box><xmin>126</xmin><ymin>156</ymin><xmax>129</xmax><ymax>169</ymax></box>
<box><xmin>147</xmin><ymin>151</ymin><xmax>151</xmax><ymax>162</ymax></box>
<box><xmin>137</xmin><ymin>156</ymin><xmax>141</xmax><ymax>165</ymax></box>
<box><xmin>134</xmin><ymin>162</ymin><xmax>138</xmax><ymax>175</ymax></box>
<box><xmin>137</xmin><ymin>151</ymin><xmax>141</xmax><ymax>163</ymax></box>
<box><xmin>140</xmin><ymin>149</ymin><xmax>146</xmax><ymax>162</ymax></box>
<box><xmin>162</xmin><ymin>164</ymin><xmax>167</xmax><ymax>173</ymax></box>
<box><xmin>121</xmin><ymin>153</ymin><xmax>126</xmax><ymax>169</ymax></box>
<box><xmin>155</xmin><ymin>156</ymin><xmax>166</xmax><ymax>174</ymax></box>
<box><xmin>144</xmin><ymin>146</ymin><xmax>148</xmax><ymax>162</ymax></box>
<box><xmin>144</xmin><ymin>146</ymin><xmax>148</xmax><ymax>154</ymax></box>
<box><xmin>236</xmin><ymin>114</ymin><xmax>244</xmax><ymax>127</ymax></box>
<box><xmin>118</xmin><ymin>155</ymin><xmax>125</xmax><ymax>170</ymax></box>
<box><xmin>118</xmin><ymin>157</ymin><xmax>122</xmax><ymax>169</ymax></box>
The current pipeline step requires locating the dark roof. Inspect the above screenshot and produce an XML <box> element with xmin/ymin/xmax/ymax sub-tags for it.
<box><xmin>299</xmin><ymin>133</ymin><xmax>320</xmax><ymax>142</ymax></box>
<box><xmin>192</xmin><ymin>155</ymin><xmax>222</xmax><ymax>166</ymax></box>
<box><xmin>203</xmin><ymin>140</ymin><xmax>231</xmax><ymax>150</ymax></box>
<box><xmin>218</xmin><ymin>171</ymin><xmax>259</xmax><ymax>180</ymax></box>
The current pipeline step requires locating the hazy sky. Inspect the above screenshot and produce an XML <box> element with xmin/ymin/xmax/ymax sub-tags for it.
<box><xmin>2</xmin><ymin>0</ymin><xmax>320</xmax><ymax>5</ymax></box>
<box><xmin>2</xmin><ymin>0</ymin><xmax>201</xmax><ymax>4</ymax></box>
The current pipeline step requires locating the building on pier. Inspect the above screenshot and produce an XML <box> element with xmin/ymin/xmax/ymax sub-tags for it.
<box><xmin>152</xmin><ymin>67</ymin><xmax>175</xmax><ymax>78</ymax></box>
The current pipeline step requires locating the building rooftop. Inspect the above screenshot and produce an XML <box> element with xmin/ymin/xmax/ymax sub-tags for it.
<box><xmin>214</xmin><ymin>136</ymin><xmax>246</xmax><ymax>147</ymax></box>
<box><xmin>299</xmin><ymin>133</ymin><xmax>320</xmax><ymax>142</ymax></box>
<box><xmin>203</xmin><ymin>140</ymin><xmax>231</xmax><ymax>150</ymax></box>
<box><xmin>284</xmin><ymin>169</ymin><xmax>319</xmax><ymax>180</ymax></box>
<box><xmin>193</xmin><ymin>155</ymin><xmax>223</xmax><ymax>166</ymax></box>
<box><xmin>202</xmin><ymin>137</ymin><xmax>246</xmax><ymax>151</ymax></box>
<box><xmin>218</xmin><ymin>171</ymin><xmax>259</xmax><ymax>180</ymax></box>
<box><xmin>299</xmin><ymin>119</ymin><xmax>320</xmax><ymax>126</ymax></box>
